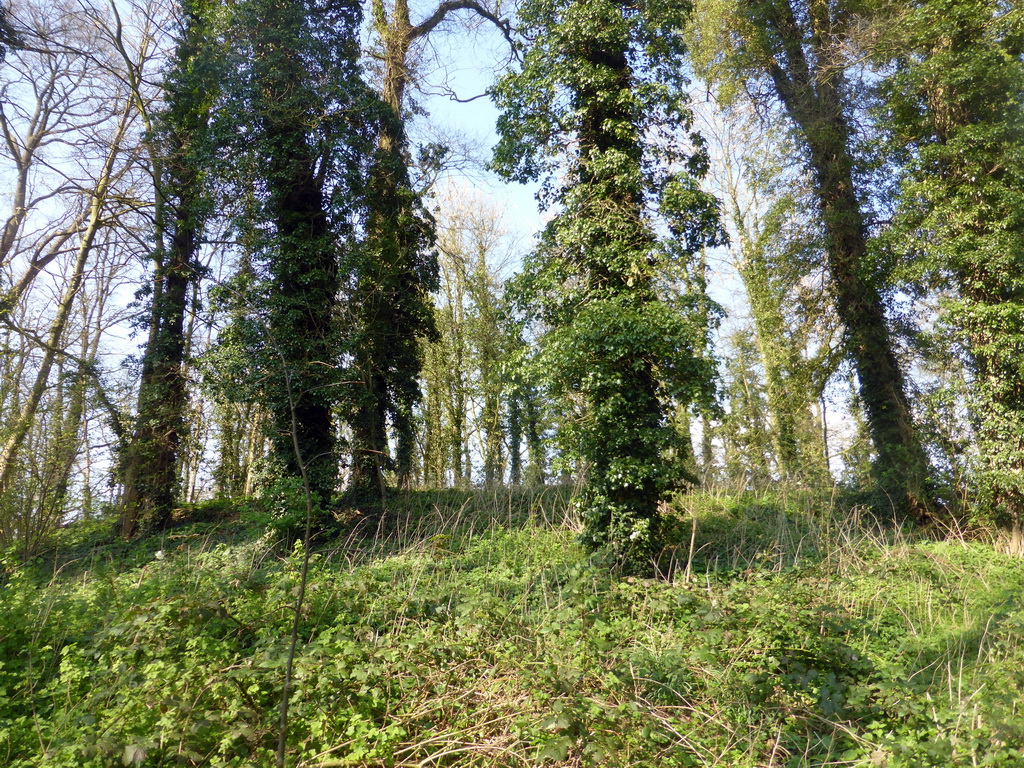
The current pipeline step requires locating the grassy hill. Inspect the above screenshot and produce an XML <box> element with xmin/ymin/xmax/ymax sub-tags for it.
<box><xmin>1</xmin><ymin>488</ymin><xmax>1022</xmax><ymax>767</ymax></box>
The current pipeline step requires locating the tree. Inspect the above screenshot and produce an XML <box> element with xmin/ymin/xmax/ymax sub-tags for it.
<box><xmin>0</xmin><ymin>0</ymin><xmax>129</xmax><ymax>322</ymax></box>
<box><xmin>702</xmin><ymin>103</ymin><xmax>836</xmax><ymax>483</ymax></box>
<box><xmin>120</xmin><ymin>0</ymin><xmax>219</xmax><ymax>538</ymax></box>
<box><xmin>876</xmin><ymin>0</ymin><xmax>1024</xmax><ymax>544</ymax></box>
<box><xmin>507</xmin><ymin>367</ymin><xmax>547</xmax><ymax>487</ymax></box>
<box><xmin>218</xmin><ymin>0</ymin><xmax>372</xmax><ymax>511</ymax></box>
<box><xmin>492</xmin><ymin>0</ymin><xmax>722</xmax><ymax>573</ymax></box>
<box><xmin>420</xmin><ymin>213</ymin><xmax>472</xmax><ymax>488</ymax></box>
<box><xmin>0</xmin><ymin>1</ymin><xmax>143</xmax><ymax>527</ymax></box>
<box><xmin>0</xmin><ymin>112</ymin><xmax>132</xmax><ymax>496</ymax></box>
<box><xmin>347</xmin><ymin>0</ymin><xmax>511</xmax><ymax>498</ymax></box>
<box><xmin>418</xmin><ymin>190</ymin><xmax>520</xmax><ymax>488</ymax></box>
<box><xmin>715</xmin><ymin>327</ymin><xmax>775</xmax><ymax>487</ymax></box>
<box><xmin>689</xmin><ymin>0</ymin><xmax>935</xmax><ymax>518</ymax></box>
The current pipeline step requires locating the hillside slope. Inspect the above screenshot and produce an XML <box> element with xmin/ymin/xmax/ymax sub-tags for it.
<box><xmin>2</xmin><ymin>489</ymin><xmax>1022</xmax><ymax>767</ymax></box>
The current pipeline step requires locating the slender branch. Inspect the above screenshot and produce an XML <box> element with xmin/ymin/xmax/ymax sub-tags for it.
<box><xmin>421</xmin><ymin>84</ymin><xmax>490</xmax><ymax>103</ymax></box>
<box><xmin>0</xmin><ymin>313</ymin><xmax>127</xmax><ymax>438</ymax></box>
<box><xmin>275</xmin><ymin>364</ymin><xmax>318</xmax><ymax>768</ymax></box>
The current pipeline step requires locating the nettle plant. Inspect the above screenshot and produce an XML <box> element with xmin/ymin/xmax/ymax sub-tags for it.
<box><xmin>491</xmin><ymin>0</ymin><xmax>723</xmax><ymax>574</ymax></box>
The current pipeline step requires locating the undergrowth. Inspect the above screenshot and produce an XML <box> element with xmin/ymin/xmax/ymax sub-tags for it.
<box><xmin>1</xmin><ymin>487</ymin><xmax>1022</xmax><ymax>767</ymax></box>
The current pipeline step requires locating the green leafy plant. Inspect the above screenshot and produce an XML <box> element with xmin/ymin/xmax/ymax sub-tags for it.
<box><xmin>491</xmin><ymin>0</ymin><xmax>723</xmax><ymax>574</ymax></box>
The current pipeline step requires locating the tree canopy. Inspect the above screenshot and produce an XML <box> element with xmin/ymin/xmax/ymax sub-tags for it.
<box><xmin>0</xmin><ymin>0</ymin><xmax>1021</xmax><ymax>562</ymax></box>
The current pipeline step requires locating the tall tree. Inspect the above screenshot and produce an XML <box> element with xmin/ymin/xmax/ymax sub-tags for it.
<box><xmin>420</xmin><ymin>220</ymin><xmax>471</xmax><ymax>488</ymax></box>
<box><xmin>0</xmin><ymin>112</ymin><xmax>134</xmax><ymax>499</ymax></box>
<box><xmin>715</xmin><ymin>328</ymin><xmax>775</xmax><ymax>487</ymax></box>
<box><xmin>0</xmin><ymin>1</ymin><xmax>142</xmax><ymax>511</ymax></box>
<box><xmin>705</xmin><ymin>105</ymin><xmax>836</xmax><ymax>482</ymax></box>
<box><xmin>222</xmin><ymin>0</ymin><xmax>371</xmax><ymax>509</ymax></box>
<box><xmin>348</xmin><ymin>0</ymin><xmax>510</xmax><ymax>498</ymax></box>
<box><xmin>877</xmin><ymin>0</ymin><xmax>1024</xmax><ymax>544</ymax></box>
<box><xmin>120</xmin><ymin>0</ymin><xmax>219</xmax><ymax>538</ymax></box>
<box><xmin>690</xmin><ymin>0</ymin><xmax>935</xmax><ymax>518</ymax></box>
<box><xmin>419</xmin><ymin>191</ymin><xmax>519</xmax><ymax>487</ymax></box>
<box><xmin>493</xmin><ymin>0</ymin><xmax>722</xmax><ymax>573</ymax></box>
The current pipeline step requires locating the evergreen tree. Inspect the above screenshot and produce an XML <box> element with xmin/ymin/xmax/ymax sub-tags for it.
<box><xmin>492</xmin><ymin>0</ymin><xmax>722</xmax><ymax>573</ymax></box>
<box><xmin>0</xmin><ymin>3</ymin><xmax>19</xmax><ymax>60</ymax></box>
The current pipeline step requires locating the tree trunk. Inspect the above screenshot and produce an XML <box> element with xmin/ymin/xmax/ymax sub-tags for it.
<box><xmin>266</xmin><ymin>145</ymin><xmax>340</xmax><ymax>507</ymax></box>
<box><xmin>350</xmin><ymin>0</ymin><xmax>509</xmax><ymax>497</ymax></box>
<box><xmin>524</xmin><ymin>391</ymin><xmax>545</xmax><ymax>486</ymax></box>
<box><xmin>508</xmin><ymin>389</ymin><xmax>523</xmax><ymax>486</ymax></box>
<box><xmin>120</xmin><ymin>192</ymin><xmax>196</xmax><ymax>537</ymax></box>
<box><xmin>761</xmin><ymin>0</ymin><xmax>933</xmax><ymax>517</ymax></box>
<box><xmin>349</xmin><ymin>0</ymin><xmax>435</xmax><ymax>499</ymax></box>
<box><xmin>241</xmin><ymin>0</ymin><xmax>353</xmax><ymax>510</ymax></box>
<box><xmin>120</xmin><ymin>0</ymin><xmax>214</xmax><ymax>538</ymax></box>
<box><xmin>0</xmin><ymin>204</ymin><xmax>100</xmax><ymax>495</ymax></box>
<box><xmin>734</xmin><ymin>224</ymin><xmax>828</xmax><ymax>483</ymax></box>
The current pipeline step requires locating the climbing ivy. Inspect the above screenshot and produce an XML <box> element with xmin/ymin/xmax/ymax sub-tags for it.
<box><xmin>213</xmin><ymin>0</ymin><xmax>375</xmax><ymax>511</ymax></box>
<box><xmin>491</xmin><ymin>0</ymin><xmax>722</xmax><ymax>573</ymax></box>
<box><xmin>877</xmin><ymin>0</ymin><xmax>1024</xmax><ymax>536</ymax></box>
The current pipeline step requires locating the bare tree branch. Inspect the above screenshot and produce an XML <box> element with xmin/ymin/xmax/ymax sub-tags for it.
<box><xmin>410</xmin><ymin>0</ymin><xmax>514</xmax><ymax>49</ymax></box>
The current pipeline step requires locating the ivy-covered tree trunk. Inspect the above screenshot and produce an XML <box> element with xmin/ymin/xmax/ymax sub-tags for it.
<box><xmin>739</xmin><ymin>0</ymin><xmax>934</xmax><ymax>518</ymax></box>
<box><xmin>729</xmin><ymin>196</ymin><xmax>831</xmax><ymax>484</ymax></box>
<box><xmin>878</xmin><ymin>0</ymin><xmax>1024</xmax><ymax>545</ymax></box>
<box><xmin>263</xmin><ymin>141</ymin><xmax>340</xmax><ymax>506</ymax></box>
<box><xmin>350</xmin><ymin>0</ymin><xmax>508</xmax><ymax>497</ymax></box>
<box><xmin>795</xmin><ymin>102</ymin><xmax>928</xmax><ymax>514</ymax></box>
<box><xmin>347</xmin><ymin>0</ymin><xmax>431</xmax><ymax>499</ymax></box>
<box><xmin>349</xmin><ymin>98</ymin><xmax>433</xmax><ymax>497</ymax></box>
<box><xmin>222</xmin><ymin>0</ymin><xmax>370</xmax><ymax>509</ymax></box>
<box><xmin>120</xmin><ymin>209</ymin><xmax>196</xmax><ymax>536</ymax></box>
<box><xmin>421</xmin><ymin>341</ymin><xmax>445</xmax><ymax>487</ymax></box>
<box><xmin>119</xmin><ymin>0</ymin><xmax>216</xmax><ymax>538</ymax></box>
<box><xmin>508</xmin><ymin>389</ymin><xmax>523</xmax><ymax>485</ymax></box>
<box><xmin>742</xmin><ymin>256</ymin><xmax>809</xmax><ymax>479</ymax></box>
<box><xmin>493</xmin><ymin>0</ymin><xmax>721</xmax><ymax>573</ymax></box>
<box><xmin>43</xmin><ymin>329</ymin><xmax>99</xmax><ymax>525</ymax></box>
<box><xmin>466</xmin><ymin>249</ymin><xmax>505</xmax><ymax>487</ymax></box>
<box><xmin>570</xmin><ymin>8</ymin><xmax>665</xmax><ymax>565</ymax></box>
<box><xmin>717</xmin><ymin>329</ymin><xmax>775</xmax><ymax>486</ymax></box>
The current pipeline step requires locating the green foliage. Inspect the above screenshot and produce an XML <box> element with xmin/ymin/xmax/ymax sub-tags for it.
<box><xmin>689</xmin><ymin>0</ymin><xmax>938</xmax><ymax>518</ymax></box>
<box><xmin>712</xmin><ymin>329</ymin><xmax>776</xmax><ymax>487</ymax></box>
<box><xmin>3</xmin><ymin>490</ymin><xmax>1024</xmax><ymax>767</ymax></box>
<box><xmin>876</xmin><ymin>0</ymin><xmax>1024</xmax><ymax>531</ymax></box>
<box><xmin>492</xmin><ymin>0</ymin><xmax>722</xmax><ymax>573</ymax></box>
<box><xmin>120</xmin><ymin>0</ymin><xmax>223</xmax><ymax>538</ymax></box>
<box><xmin>207</xmin><ymin>0</ymin><xmax>375</xmax><ymax>508</ymax></box>
<box><xmin>346</xmin><ymin>79</ymin><xmax>439</xmax><ymax>494</ymax></box>
<box><xmin>717</xmin><ymin>108</ymin><xmax>836</xmax><ymax>484</ymax></box>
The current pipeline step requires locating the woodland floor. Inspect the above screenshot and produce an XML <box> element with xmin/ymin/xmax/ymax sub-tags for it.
<box><xmin>2</xmin><ymin>486</ymin><xmax>1023</xmax><ymax>767</ymax></box>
